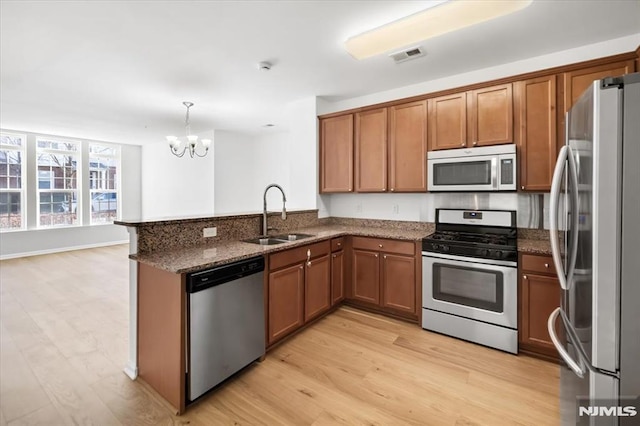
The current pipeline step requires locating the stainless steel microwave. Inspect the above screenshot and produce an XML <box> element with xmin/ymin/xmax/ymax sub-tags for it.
<box><xmin>427</xmin><ymin>144</ymin><xmax>517</xmax><ymax>192</ymax></box>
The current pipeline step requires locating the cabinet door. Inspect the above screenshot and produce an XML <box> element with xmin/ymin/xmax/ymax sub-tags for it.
<box><xmin>519</xmin><ymin>273</ymin><xmax>560</xmax><ymax>356</ymax></box>
<box><xmin>355</xmin><ymin>108</ymin><xmax>387</xmax><ymax>192</ymax></box>
<box><xmin>381</xmin><ymin>253</ymin><xmax>416</xmax><ymax>315</ymax></box>
<box><xmin>428</xmin><ymin>92</ymin><xmax>467</xmax><ymax>150</ymax></box>
<box><xmin>563</xmin><ymin>60</ymin><xmax>635</xmax><ymax>112</ymax></box>
<box><xmin>320</xmin><ymin>114</ymin><xmax>354</xmax><ymax>193</ymax></box>
<box><xmin>469</xmin><ymin>83</ymin><xmax>513</xmax><ymax>147</ymax></box>
<box><xmin>305</xmin><ymin>254</ymin><xmax>331</xmax><ymax>322</ymax></box>
<box><xmin>516</xmin><ymin>76</ymin><xmax>557</xmax><ymax>191</ymax></box>
<box><xmin>331</xmin><ymin>250</ymin><xmax>344</xmax><ymax>305</ymax></box>
<box><xmin>351</xmin><ymin>249</ymin><xmax>380</xmax><ymax>305</ymax></box>
<box><xmin>388</xmin><ymin>100</ymin><xmax>428</xmax><ymax>192</ymax></box>
<box><xmin>268</xmin><ymin>263</ymin><xmax>304</xmax><ymax>345</ymax></box>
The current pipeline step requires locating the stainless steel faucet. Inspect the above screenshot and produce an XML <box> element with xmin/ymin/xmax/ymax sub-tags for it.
<box><xmin>262</xmin><ymin>183</ymin><xmax>287</xmax><ymax>236</ymax></box>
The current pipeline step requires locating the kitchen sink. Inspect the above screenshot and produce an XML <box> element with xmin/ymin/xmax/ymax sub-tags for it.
<box><xmin>242</xmin><ymin>237</ymin><xmax>287</xmax><ymax>246</ymax></box>
<box><xmin>272</xmin><ymin>233</ymin><xmax>315</xmax><ymax>242</ymax></box>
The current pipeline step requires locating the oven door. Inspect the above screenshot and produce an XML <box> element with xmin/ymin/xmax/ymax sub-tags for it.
<box><xmin>422</xmin><ymin>252</ymin><xmax>517</xmax><ymax>329</ymax></box>
<box><xmin>427</xmin><ymin>155</ymin><xmax>497</xmax><ymax>191</ymax></box>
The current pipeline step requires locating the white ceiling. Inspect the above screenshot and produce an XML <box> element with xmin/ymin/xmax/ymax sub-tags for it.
<box><xmin>1</xmin><ymin>0</ymin><xmax>639</xmax><ymax>145</ymax></box>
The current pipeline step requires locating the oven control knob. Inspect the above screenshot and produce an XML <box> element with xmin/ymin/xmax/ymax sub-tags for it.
<box><xmin>432</xmin><ymin>244</ymin><xmax>439</xmax><ymax>250</ymax></box>
<box><xmin>481</xmin><ymin>249</ymin><xmax>490</xmax><ymax>257</ymax></box>
<box><xmin>495</xmin><ymin>250</ymin><xmax>503</xmax><ymax>258</ymax></box>
<box><xmin>441</xmin><ymin>245</ymin><xmax>450</xmax><ymax>253</ymax></box>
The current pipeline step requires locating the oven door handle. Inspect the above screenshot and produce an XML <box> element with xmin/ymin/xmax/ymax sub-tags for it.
<box><xmin>547</xmin><ymin>307</ymin><xmax>586</xmax><ymax>378</ymax></box>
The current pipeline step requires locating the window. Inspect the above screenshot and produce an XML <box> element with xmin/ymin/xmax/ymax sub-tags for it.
<box><xmin>0</xmin><ymin>133</ymin><xmax>26</xmax><ymax>230</ymax></box>
<box><xmin>89</xmin><ymin>144</ymin><xmax>119</xmax><ymax>224</ymax></box>
<box><xmin>36</xmin><ymin>138</ymin><xmax>79</xmax><ymax>227</ymax></box>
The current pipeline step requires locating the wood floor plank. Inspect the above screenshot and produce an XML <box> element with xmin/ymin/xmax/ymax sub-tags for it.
<box><xmin>5</xmin><ymin>404</ymin><xmax>70</xmax><ymax>426</ymax></box>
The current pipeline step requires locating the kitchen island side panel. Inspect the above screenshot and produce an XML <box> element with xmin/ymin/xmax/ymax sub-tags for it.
<box><xmin>138</xmin><ymin>263</ymin><xmax>186</xmax><ymax>414</ymax></box>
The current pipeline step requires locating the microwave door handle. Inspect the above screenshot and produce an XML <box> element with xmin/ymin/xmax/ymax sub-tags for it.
<box><xmin>548</xmin><ymin>307</ymin><xmax>586</xmax><ymax>378</ymax></box>
<box><xmin>550</xmin><ymin>145</ymin><xmax>570</xmax><ymax>290</ymax></box>
<box><xmin>491</xmin><ymin>157</ymin><xmax>498</xmax><ymax>189</ymax></box>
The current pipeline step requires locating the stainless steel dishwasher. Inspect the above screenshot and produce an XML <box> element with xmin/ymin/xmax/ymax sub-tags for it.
<box><xmin>187</xmin><ymin>256</ymin><xmax>265</xmax><ymax>402</ymax></box>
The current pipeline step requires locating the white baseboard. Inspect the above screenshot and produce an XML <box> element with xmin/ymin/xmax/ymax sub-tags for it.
<box><xmin>123</xmin><ymin>362</ymin><xmax>138</xmax><ymax>380</ymax></box>
<box><xmin>0</xmin><ymin>240</ymin><xmax>129</xmax><ymax>260</ymax></box>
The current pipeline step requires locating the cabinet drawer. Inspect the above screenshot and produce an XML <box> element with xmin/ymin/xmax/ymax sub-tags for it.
<box><xmin>269</xmin><ymin>240</ymin><xmax>331</xmax><ymax>271</ymax></box>
<box><xmin>521</xmin><ymin>254</ymin><xmax>556</xmax><ymax>275</ymax></box>
<box><xmin>331</xmin><ymin>237</ymin><xmax>345</xmax><ymax>252</ymax></box>
<box><xmin>351</xmin><ymin>236</ymin><xmax>414</xmax><ymax>256</ymax></box>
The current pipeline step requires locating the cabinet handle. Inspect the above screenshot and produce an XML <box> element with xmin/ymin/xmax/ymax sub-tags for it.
<box><xmin>307</xmin><ymin>261</ymin><xmax>312</xmax><ymax>267</ymax></box>
<box><xmin>544</xmin><ymin>263</ymin><xmax>549</xmax><ymax>268</ymax></box>
<box><xmin>378</xmin><ymin>244</ymin><xmax>383</xmax><ymax>248</ymax></box>
<box><xmin>523</xmin><ymin>275</ymin><xmax>528</xmax><ymax>280</ymax></box>
<box><xmin>306</xmin><ymin>249</ymin><xmax>311</xmax><ymax>262</ymax></box>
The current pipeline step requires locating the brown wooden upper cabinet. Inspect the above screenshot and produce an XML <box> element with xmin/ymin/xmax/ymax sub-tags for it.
<box><xmin>515</xmin><ymin>75</ymin><xmax>557</xmax><ymax>192</ymax></box>
<box><xmin>355</xmin><ymin>101</ymin><xmax>427</xmax><ymax>193</ymax></box>
<box><xmin>558</xmin><ymin>59</ymin><xmax>635</xmax><ymax>150</ymax></box>
<box><xmin>563</xmin><ymin>60</ymin><xmax>635</xmax><ymax>112</ymax></box>
<box><xmin>388</xmin><ymin>100</ymin><xmax>428</xmax><ymax>192</ymax></box>
<box><xmin>320</xmin><ymin>114</ymin><xmax>354</xmax><ymax>193</ymax></box>
<box><xmin>355</xmin><ymin>108</ymin><xmax>388</xmax><ymax>192</ymax></box>
<box><xmin>428</xmin><ymin>83</ymin><xmax>513</xmax><ymax>151</ymax></box>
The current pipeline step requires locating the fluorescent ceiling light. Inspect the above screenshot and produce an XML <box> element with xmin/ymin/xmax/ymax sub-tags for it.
<box><xmin>345</xmin><ymin>0</ymin><xmax>533</xmax><ymax>60</ymax></box>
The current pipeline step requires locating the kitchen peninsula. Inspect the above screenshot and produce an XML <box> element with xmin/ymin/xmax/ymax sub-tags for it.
<box><xmin>116</xmin><ymin>210</ymin><xmax>431</xmax><ymax>413</ymax></box>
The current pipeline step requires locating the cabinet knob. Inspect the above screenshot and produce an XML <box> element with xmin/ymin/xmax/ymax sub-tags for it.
<box><xmin>375</xmin><ymin>254</ymin><xmax>379</xmax><ymax>258</ymax></box>
<box><xmin>521</xmin><ymin>185</ymin><xmax>525</xmax><ymax>190</ymax></box>
<box><xmin>461</xmin><ymin>143</ymin><xmax>465</xmax><ymax>146</ymax></box>
<box><xmin>332</xmin><ymin>254</ymin><xmax>336</xmax><ymax>258</ymax></box>
<box><xmin>382</xmin><ymin>188</ymin><xmax>386</xmax><ymax>191</ymax></box>
<box><xmin>378</xmin><ymin>244</ymin><xmax>383</xmax><ymax>248</ymax></box>
<box><xmin>390</xmin><ymin>188</ymin><xmax>394</xmax><ymax>192</ymax></box>
<box><xmin>523</xmin><ymin>275</ymin><xmax>528</xmax><ymax>280</ymax></box>
<box><xmin>337</xmin><ymin>242</ymin><xmax>341</xmax><ymax>246</ymax></box>
<box><xmin>383</xmin><ymin>255</ymin><xmax>387</xmax><ymax>259</ymax></box>
<box><xmin>349</xmin><ymin>188</ymin><xmax>352</xmax><ymax>192</ymax></box>
<box><xmin>544</xmin><ymin>263</ymin><xmax>549</xmax><ymax>268</ymax></box>
<box><xmin>307</xmin><ymin>261</ymin><xmax>312</xmax><ymax>267</ymax></box>
<box><xmin>473</xmin><ymin>141</ymin><xmax>477</xmax><ymax>146</ymax></box>
<box><xmin>300</xmin><ymin>266</ymin><xmax>304</xmax><ymax>270</ymax></box>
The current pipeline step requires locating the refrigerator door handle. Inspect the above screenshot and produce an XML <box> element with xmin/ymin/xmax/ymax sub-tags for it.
<box><xmin>565</xmin><ymin>149</ymin><xmax>580</xmax><ymax>287</ymax></box>
<box><xmin>548</xmin><ymin>307</ymin><xmax>585</xmax><ymax>378</ymax></box>
<box><xmin>550</xmin><ymin>146</ymin><xmax>570</xmax><ymax>290</ymax></box>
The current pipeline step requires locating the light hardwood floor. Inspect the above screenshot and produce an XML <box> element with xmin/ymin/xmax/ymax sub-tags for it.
<box><xmin>0</xmin><ymin>245</ymin><xmax>560</xmax><ymax>425</ymax></box>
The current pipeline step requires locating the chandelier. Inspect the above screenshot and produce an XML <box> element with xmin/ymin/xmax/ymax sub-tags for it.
<box><xmin>166</xmin><ymin>101</ymin><xmax>211</xmax><ymax>158</ymax></box>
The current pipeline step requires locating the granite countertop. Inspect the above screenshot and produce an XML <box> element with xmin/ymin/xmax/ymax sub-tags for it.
<box><xmin>132</xmin><ymin>224</ymin><xmax>430</xmax><ymax>274</ymax></box>
<box><xmin>517</xmin><ymin>239</ymin><xmax>552</xmax><ymax>255</ymax></box>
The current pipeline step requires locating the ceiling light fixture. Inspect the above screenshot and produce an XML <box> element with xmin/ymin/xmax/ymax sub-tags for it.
<box><xmin>166</xmin><ymin>101</ymin><xmax>211</xmax><ymax>158</ymax></box>
<box><xmin>345</xmin><ymin>0</ymin><xmax>533</xmax><ymax>60</ymax></box>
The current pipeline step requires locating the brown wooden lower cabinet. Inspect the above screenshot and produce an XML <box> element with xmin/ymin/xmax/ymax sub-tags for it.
<box><xmin>268</xmin><ymin>263</ymin><xmax>305</xmax><ymax>344</ymax></box>
<box><xmin>331</xmin><ymin>249</ymin><xmax>345</xmax><ymax>305</ymax></box>
<box><xmin>518</xmin><ymin>253</ymin><xmax>560</xmax><ymax>360</ymax></box>
<box><xmin>348</xmin><ymin>237</ymin><xmax>419</xmax><ymax>321</ymax></box>
<box><xmin>267</xmin><ymin>240</ymin><xmax>331</xmax><ymax>346</ymax></box>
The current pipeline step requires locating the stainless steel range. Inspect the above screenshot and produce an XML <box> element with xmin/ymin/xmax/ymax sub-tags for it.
<box><xmin>421</xmin><ymin>208</ymin><xmax>518</xmax><ymax>354</ymax></box>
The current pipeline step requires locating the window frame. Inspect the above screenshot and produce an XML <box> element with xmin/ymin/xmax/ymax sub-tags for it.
<box><xmin>35</xmin><ymin>136</ymin><xmax>81</xmax><ymax>228</ymax></box>
<box><xmin>88</xmin><ymin>143</ymin><xmax>121</xmax><ymax>225</ymax></box>
<box><xmin>0</xmin><ymin>132</ymin><xmax>27</xmax><ymax>232</ymax></box>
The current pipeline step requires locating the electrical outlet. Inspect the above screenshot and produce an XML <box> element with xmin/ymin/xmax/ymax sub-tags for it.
<box><xmin>356</xmin><ymin>203</ymin><xmax>362</xmax><ymax>213</ymax></box>
<box><xmin>203</xmin><ymin>227</ymin><xmax>217</xmax><ymax>238</ymax></box>
<box><xmin>393</xmin><ymin>204</ymin><xmax>399</xmax><ymax>214</ymax></box>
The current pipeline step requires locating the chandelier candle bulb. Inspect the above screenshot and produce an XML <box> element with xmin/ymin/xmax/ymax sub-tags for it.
<box><xmin>167</xmin><ymin>101</ymin><xmax>211</xmax><ymax>158</ymax></box>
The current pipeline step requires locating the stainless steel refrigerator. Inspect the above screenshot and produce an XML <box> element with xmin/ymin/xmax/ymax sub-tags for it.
<box><xmin>547</xmin><ymin>73</ymin><xmax>640</xmax><ymax>425</ymax></box>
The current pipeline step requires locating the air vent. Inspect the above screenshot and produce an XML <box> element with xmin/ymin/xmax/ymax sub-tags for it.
<box><xmin>388</xmin><ymin>46</ymin><xmax>426</xmax><ymax>64</ymax></box>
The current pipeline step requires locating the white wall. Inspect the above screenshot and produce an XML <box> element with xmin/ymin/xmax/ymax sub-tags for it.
<box><xmin>140</xmin><ymin>139</ymin><xmax>215</xmax><ymax>219</ymax></box>
<box><xmin>213</xmin><ymin>130</ymin><xmax>290</xmax><ymax>214</ymax></box>
<box><xmin>320</xmin><ymin>34</ymin><xmax>640</xmax><ymax>225</ymax></box>
<box><xmin>213</xmin><ymin>96</ymin><xmax>319</xmax><ymax>215</ymax></box>
<box><xmin>0</xmin><ymin>130</ymin><xmax>141</xmax><ymax>259</ymax></box>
